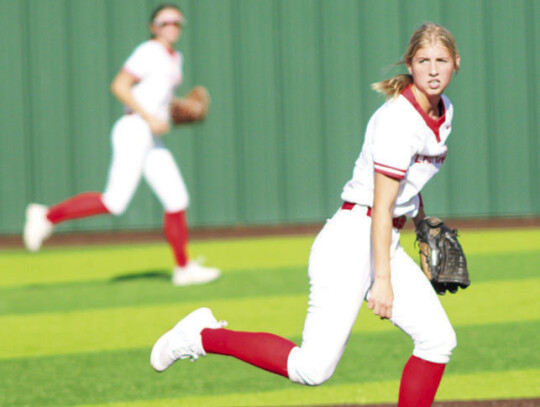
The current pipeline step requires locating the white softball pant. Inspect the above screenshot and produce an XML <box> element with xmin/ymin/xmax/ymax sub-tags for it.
<box><xmin>287</xmin><ymin>204</ymin><xmax>456</xmax><ymax>386</ymax></box>
<box><xmin>102</xmin><ymin>115</ymin><xmax>189</xmax><ymax>215</ymax></box>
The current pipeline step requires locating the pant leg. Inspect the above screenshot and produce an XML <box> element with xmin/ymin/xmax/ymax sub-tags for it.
<box><xmin>142</xmin><ymin>138</ymin><xmax>189</xmax><ymax>212</ymax></box>
<box><xmin>390</xmin><ymin>243</ymin><xmax>457</xmax><ymax>364</ymax></box>
<box><xmin>102</xmin><ymin>115</ymin><xmax>152</xmax><ymax>215</ymax></box>
<box><xmin>288</xmin><ymin>206</ymin><xmax>374</xmax><ymax>385</ymax></box>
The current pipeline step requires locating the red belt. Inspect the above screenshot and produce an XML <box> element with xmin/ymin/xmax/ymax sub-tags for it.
<box><xmin>341</xmin><ymin>202</ymin><xmax>406</xmax><ymax>230</ymax></box>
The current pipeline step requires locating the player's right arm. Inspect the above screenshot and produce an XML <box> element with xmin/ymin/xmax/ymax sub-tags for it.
<box><xmin>369</xmin><ymin>172</ymin><xmax>401</xmax><ymax>319</ymax></box>
<box><xmin>110</xmin><ymin>70</ymin><xmax>170</xmax><ymax>135</ymax></box>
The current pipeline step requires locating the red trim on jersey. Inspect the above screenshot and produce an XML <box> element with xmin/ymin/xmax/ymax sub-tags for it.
<box><xmin>402</xmin><ymin>85</ymin><xmax>446</xmax><ymax>142</ymax></box>
<box><xmin>374</xmin><ymin>168</ymin><xmax>405</xmax><ymax>180</ymax></box>
<box><xmin>374</xmin><ymin>161</ymin><xmax>406</xmax><ymax>180</ymax></box>
<box><xmin>152</xmin><ymin>39</ymin><xmax>177</xmax><ymax>57</ymax></box>
<box><xmin>373</xmin><ymin>161</ymin><xmax>406</xmax><ymax>173</ymax></box>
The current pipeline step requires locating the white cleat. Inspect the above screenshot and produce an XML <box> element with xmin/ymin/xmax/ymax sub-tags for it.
<box><xmin>171</xmin><ymin>259</ymin><xmax>221</xmax><ymax>286</ymax></box>
<box><xmin>23</xmin><ymin>204</ymin><xmax>54</xmax><ymax>252</ymax></box>
<box><xmin>150</xmin><ymin>307</ymin><xmax>227</xmax><ymax>372</ymax></box>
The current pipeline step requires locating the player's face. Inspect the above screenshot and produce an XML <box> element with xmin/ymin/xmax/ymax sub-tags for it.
<box><xmin>407</xmin><ymin>43</ymin><xmax>459</xmax><ymax>99</ymax></box>
<box><xmin>151</xmin><ymin>8</ymin><xmax>184</xmax><ymax>45</ymax></box>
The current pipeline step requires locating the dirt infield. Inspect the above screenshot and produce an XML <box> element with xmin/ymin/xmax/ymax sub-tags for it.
<box><xmin>2</xmin><ymin>216</ymin><xmax>539</xmax><ymax>249</ymax></box>
<box><xmin>326</xmin><ymin>399</ymin><xmax>540</xmax><ymax>407</ymax></box>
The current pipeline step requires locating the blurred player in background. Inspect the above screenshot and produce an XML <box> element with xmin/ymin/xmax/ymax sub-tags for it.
<box><xmin>23</xmin><ymin>3</ymin><xmax>220</xmax><ymax>287</ymax></box>
<box><xmin>150</xmin><ymin>22</ymin><xmax>461</xmax><ymax>406</ymax></box>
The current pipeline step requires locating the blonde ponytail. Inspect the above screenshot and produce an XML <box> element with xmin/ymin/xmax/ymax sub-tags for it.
<box><xmin>371</xmin><ymin>74</ymin><xmax>413</xmax><ymax>99</ymax></box>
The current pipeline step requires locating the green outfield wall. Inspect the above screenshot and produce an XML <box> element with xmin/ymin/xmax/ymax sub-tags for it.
<box><xmin>0</xmin><ymin>0</ymin><xmax>538</xmax><ymax>235</ymax></box>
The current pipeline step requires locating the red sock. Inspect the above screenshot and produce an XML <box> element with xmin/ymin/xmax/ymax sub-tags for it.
<box><xmin>201</xmin><ymin>328</ymin><xmax>297</xmax><ymax>378</ymax></box>
<box><xmin>398</xmin><ymin>355</ymin><xmax>446</xmax><ymax>407</ymax></box>
<box><xmin>46</xmin><ymin>192</ymin><xmax>110</xmax><ymax>224</ymax></box>
<box><xmin>164</xmin><ymin>210</ymin><xmax>189</xmax><ymax>267</ymax></box>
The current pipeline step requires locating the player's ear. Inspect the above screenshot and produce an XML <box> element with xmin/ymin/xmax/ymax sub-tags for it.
<box><xmin>454</xmin><ymin>54</ymin><xmax>461</xmax><ymax>72</ymax></box>
<box><xmin>149</xmin><ymin>23</ymin><xmax>158</xmax><ymax>38</ymax></box>
<box><xmin>406</xmin><ymin>63</ymin><xmax>413</xmax><ymax>75</ymax></box>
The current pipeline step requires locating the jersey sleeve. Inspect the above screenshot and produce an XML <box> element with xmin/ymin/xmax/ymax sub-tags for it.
<box><xmin>123</xmin><ymin>42</ymin><xmax>153</xmax><ymax>81</ymax></box>
<box><xmin>372</xmin><ymin>104</ymin><xmax>418</xmax><ymax>180</ymax></box>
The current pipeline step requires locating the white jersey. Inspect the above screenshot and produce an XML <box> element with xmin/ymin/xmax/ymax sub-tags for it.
<box><xmin>341</xmin><ymin>85</ymin><xmax>453</xmax><ymax>217</ymax></box>
<box><xmin>123</xmin><ymin>40</ymin><xmax>183</xmax><ymax>122</ymax></box>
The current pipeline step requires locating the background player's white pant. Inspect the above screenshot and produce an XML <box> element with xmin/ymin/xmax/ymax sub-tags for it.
<box><xmin>287</xmin><ymin>204</ymin><xmax>456</xmax><ymax>386</ymax></box>
<box><xmin>102</xmin><ymin>115</ymin><xmax>189</xmax><ymax>215</ymax></box>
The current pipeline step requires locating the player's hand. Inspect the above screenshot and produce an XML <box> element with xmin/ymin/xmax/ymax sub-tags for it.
<box><xmin>145</xmin><ymin>115</ymin><xmax>170</xmax><ymax>135</ymax></box>
<box><xmin>368</xmin><ymin>277</ymin><xmax>394</xmax><ymax>319</ymax></box>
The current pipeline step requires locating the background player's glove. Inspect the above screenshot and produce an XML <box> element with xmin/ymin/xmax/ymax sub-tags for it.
<box><xmin>170</xmin><ymin>86</ymin><xmax>210</xmax><ymax>125</ymax></box>
<box><xmin>415</xmin><ymin>216</ymin><xmax>470</xmax><ymax>295</ymax></box>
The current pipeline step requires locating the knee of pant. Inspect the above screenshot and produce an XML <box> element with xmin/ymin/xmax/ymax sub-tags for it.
<box><xmin>414</xmin><ymin>326</ymin><xmax>457</xmax><ymax>364</ymax></box>
<box><xmin>164</xmin><ymin>195</ymin><xmax>189</xmax><ymax>213</ymax></box>
<box><xmin>287</xmin><ymin>347</ymin><xmax>336</xmax><ymax>386</ymax></box>
<box><xmin>102</xmin><ymin>197</ymin><xmax>128</xmax><ymax>216</ymax></box>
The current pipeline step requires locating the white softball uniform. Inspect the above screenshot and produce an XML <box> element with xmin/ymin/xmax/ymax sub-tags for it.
<box><xmin>287</xmin><ymin>86</ymin><xmax>457</xmax><ymax>386</ymax></box>
<box><xmin>102</xmin><ymin>40</ymin><xmax>188</xmax><ymax>215</ymax></box>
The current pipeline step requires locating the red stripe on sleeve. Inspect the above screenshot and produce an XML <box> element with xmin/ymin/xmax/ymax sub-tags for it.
<box><xmin>374</xmin><ymin>168</ymin><xmax>405</xmax><ymax>180</ymax></box>
<box><xmin>373</xmin><ymin>161</ymin><xmax>407</xmax><ymax>174</ymax></box>
<box><xmin>374</xmin><ymin>161</ymin><xmax>407</xmax><ymax>180</ymax></box>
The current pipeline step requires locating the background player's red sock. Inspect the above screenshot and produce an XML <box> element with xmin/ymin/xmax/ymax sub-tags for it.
<box><xmin>398</xmin><ymin>355</ymin><xmax>446</xmax><ymax>407</ymax></box>
<box><xmin>164</xmin><ymin>210</ymin><xmax>189</xmax><ymax>267</ymax></box>
<box><xmin>201</xmin><ymin>328</ymin><xmax>296</xmax><ymax>378</ymax></box>
<box><xmin>47</xmin><ymin>192</ymin><xmax>110</xmax><ymax>224</ymax></box>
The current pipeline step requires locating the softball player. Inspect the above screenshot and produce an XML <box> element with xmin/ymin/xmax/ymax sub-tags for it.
<box><xmin>23</xmin><ymin>4</ymin><xmax>220</xmax><ymax>286</ymax></box>
<box><xmin>151</xmin><ymin>22</ymin><xmax>460</xmax><ymax>406</ymax></box>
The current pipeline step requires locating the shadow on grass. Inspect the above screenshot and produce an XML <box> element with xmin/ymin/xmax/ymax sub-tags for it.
<box><xmin>110</xmin><ymin>270</ymin><xmax>171</xmax><ymax>282</ymax></box>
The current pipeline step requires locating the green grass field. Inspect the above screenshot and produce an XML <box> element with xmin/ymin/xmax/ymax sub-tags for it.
<box><xmin>1</xmin><ymin>228</ymin><xmax>539</xmax><ymax>407</ymax></box>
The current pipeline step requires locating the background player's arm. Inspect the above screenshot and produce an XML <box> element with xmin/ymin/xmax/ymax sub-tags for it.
<box><xmin>110</xmin><ymin>70</ymin><xmax>170</xmax><ymax>135</ymax></box>
<box><xmin>370</xmin><ymin>172</ymin><xmax>401</xmax><ymax>319</ymax></box>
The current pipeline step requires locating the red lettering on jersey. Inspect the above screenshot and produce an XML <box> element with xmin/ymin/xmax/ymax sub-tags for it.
<box><xmin>414</xmin><ymin>153</ymin><xmax>447</xmax><ymax>165</ymax></box>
